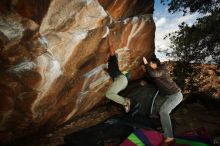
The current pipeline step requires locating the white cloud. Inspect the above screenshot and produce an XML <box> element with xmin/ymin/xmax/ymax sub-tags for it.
<box><xmin>153</xmin><ymin>2</ymin><xmax>203</xmax><ymax>61</ymax></box>
<box><xmin>156</xmin><ymin>17</ymin><xmax>167</xmax><ymax>27</ymax></box>
<box><xmin>204</xmin><ymin>55</ymin><xmax>213</xmax><ymax>63</ymax></box>
<box><xmin>155</xmin><ymin>13</ymin><xmax>201</xmax><ymax>61</ymax></box>
<box><xmin>177</xmin><ymin>13</ymin><xmax>199</xmax><ymax>24</ymax></box>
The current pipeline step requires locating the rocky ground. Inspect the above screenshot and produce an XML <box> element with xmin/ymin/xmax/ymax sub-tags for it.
<box><xmin>4</xmin><ymin>98</ymin><xmax>219</xmax><ymax>146</ymax></box>
<box><xmin>174</xmin><ymin>101</ymin><xmax>220</xmax><ymax>136</ymax></box>
<box><xmin>2</xmin><ymin>79</ymin><xmax>219</xmax><ymax>146</ymax></box>
<box><xmin>61</xmin><ymin>101</ymin><xmax>220</xmax><ymax>146</ymax></box>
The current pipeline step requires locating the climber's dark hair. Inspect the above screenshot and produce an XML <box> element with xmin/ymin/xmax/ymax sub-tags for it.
<box><xmin>149</xmin><ymin>58</ymin><xmax>161</xmax><ymax>66</ymax></box>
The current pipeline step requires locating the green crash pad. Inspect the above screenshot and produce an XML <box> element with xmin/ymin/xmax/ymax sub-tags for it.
<box><xmin>175</xmin><ymin>138</ymin><xmax>211</xmax><ymax>146</ymax></box>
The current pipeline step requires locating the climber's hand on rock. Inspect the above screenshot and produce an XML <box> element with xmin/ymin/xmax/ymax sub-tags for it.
<box><xmin>108</xmin><ymin>33</ymin><xmax>115</xmax><ymax>55</ymax></box>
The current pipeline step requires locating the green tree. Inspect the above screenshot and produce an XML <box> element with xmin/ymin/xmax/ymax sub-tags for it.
<box><xmin>161</xmin><ymin>0</ymin><xmax>220</xmax><ymax>64</ymax></box>
<box><xmin>160</xmin><ymin>1</ymin><xmax>220</xmax><ymax>104</ymax></box>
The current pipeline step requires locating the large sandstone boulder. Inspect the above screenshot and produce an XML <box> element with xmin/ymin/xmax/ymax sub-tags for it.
<box><xmin>0</xmin><ymin>0</ymin><xmax>155</xmax><ymax>143</ymax></box>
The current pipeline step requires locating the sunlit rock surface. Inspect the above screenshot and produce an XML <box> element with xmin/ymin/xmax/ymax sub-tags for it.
<box><xmin>0</xmin><ymin>0</ymin><xmax>155</xmax><ymax>143</ymax></box>
<box><xmin>98</xmin><ymin>0</ymin><xmax>154</xmax><ymax>20</ymax></box>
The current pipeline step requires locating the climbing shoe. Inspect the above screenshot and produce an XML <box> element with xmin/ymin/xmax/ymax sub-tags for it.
<box><xmin>160</xmin><ymin>138</ymin><xmax>175</xmax><ymax>146</ymax></box>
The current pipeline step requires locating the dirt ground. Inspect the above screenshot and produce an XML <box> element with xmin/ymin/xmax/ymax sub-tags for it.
<box><xmin>173</xmin><ymin>102</ymin><xmax>220</xmax><ymax>137</ymax></box>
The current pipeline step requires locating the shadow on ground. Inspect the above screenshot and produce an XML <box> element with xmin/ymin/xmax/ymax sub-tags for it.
<box><xmin>62</xmin><ymin>78</ymin><xmax>220</xmax><ymax>146</ymax></box>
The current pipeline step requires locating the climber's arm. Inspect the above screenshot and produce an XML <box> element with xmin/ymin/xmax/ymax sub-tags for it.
<box><xmin>108</xmin><ymin>33</ymin><xmax>115</xmax><ymax>56</ymax></box>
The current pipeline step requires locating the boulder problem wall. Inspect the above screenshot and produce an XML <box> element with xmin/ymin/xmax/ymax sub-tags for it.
<box><xmin>0</xmin><ymin>0</ymin><xmax>155</xmax><ymax>142</ymax></box>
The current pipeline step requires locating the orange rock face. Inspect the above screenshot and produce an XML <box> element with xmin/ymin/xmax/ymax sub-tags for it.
<box><xmin>0</xmin><ymin>0</ymin><xmax>155</xmax><ymax>143</ymax></box>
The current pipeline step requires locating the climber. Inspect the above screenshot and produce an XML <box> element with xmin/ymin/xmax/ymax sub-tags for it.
<box><xmin>105</xmin><ymin>34</ymin><xmax>140</xmax><ymax>113</ymax></box>
<box><xmin>142</xmin><ymin>57</ymin><xmax>183</xmax><ymax>146</ymax></box>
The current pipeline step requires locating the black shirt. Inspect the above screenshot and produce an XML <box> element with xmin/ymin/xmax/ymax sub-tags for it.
<box><xmin>145</xmin><ymin>64</ymin><xmax>180</xmax><ymax>95</ymax></box>
<box><xmin>108</xmin><ymin>55</ymin><xmax>122</xmax><ymax>80</ymax></box>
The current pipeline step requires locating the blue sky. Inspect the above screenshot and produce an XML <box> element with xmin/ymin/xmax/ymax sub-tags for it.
<box><xmin>154</xmin><ymin>1</ymin><xmax>201</xmax><ymax>61</ymax></box>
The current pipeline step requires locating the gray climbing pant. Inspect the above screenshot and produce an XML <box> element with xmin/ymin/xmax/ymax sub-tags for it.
<box><xmin>159</xmin><ymin>91</ymin><xmax>183</xmax><ymax>138</ymax></box>
<box><xmin>105</xmin><ymin>74</ymin><xmax>128</xmax><ymax>105</ymax></box>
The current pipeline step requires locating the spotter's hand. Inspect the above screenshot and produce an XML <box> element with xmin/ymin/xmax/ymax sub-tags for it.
<box><xmin>143</xmin><ymin>57</ymin><xmax>148</xmax><ymax>65</ymax></box>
